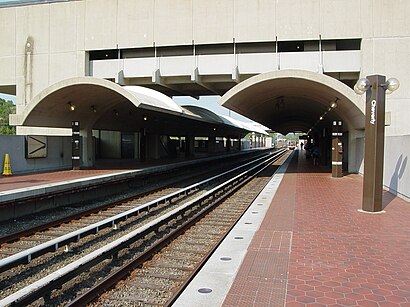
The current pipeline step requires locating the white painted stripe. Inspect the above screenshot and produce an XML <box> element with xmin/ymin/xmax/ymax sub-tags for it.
<box><xmin>332</xmin><ymin>161</ymin><xmax>342</xmax><ymax>165</ymax></box>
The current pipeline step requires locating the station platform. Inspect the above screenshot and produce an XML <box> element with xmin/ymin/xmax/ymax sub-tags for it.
<box><xmin>0</xmin><ymin>150</ymin><xmax>267</xmax><ymax>220</ymax></box>
<box><xmin>175</xmin><ymin>150</ymin><xmax>410</xmax><ymax>307</ymax></box>
<box><xmin>0</xmin><ymin>150</ymin><xmax>262</xmax><ymax>194</ymax></box>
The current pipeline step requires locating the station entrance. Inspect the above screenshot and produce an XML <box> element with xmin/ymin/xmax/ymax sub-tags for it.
<box><xmin>220</xmin><ymin>70</ymin><xmax>365</xmax><ymax>173</ymax></box>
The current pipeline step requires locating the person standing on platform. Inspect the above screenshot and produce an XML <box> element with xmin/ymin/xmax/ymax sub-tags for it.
<box><xmin>312</xmin><ymin>144</ymin><xmax>320</xmax><ymax>166</ymax></box>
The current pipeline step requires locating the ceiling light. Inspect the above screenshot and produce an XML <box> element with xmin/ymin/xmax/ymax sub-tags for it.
<box><xmin>330</xmin><ymin>98</ymin><xmax>338</xmax><ymax>109</ymax></box>
<box><xmin>68</xmin><ymin>102</ymin><xmax>75</xmax><ymax>111</ymax></box>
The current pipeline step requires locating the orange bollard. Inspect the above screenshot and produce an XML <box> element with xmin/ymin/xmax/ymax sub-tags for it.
<box><xmin>2</xmin><ymin>153</ymin><xmax>12</xmax><ymax>176</ymax></box>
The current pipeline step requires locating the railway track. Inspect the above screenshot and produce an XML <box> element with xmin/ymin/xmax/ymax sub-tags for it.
<box><xmin>89</xmin><ymin>172</ymin><xmax>276</xmax><ymax>307</ymax></box>
<box><xmin>0</xmin><ymin>150</ymin><xmax>269</xmax><ymax>245</ymax></box>
<box><xmin>0</xmin><ymin>149</ymin><xmax>289</xmax><ymax>306</ymax></box>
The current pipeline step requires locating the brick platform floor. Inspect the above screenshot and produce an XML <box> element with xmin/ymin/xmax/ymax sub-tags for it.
<box><xmin>0</xmin><ymin>158</ymin><xmax>184</xmax><ymax>192</ymax></box>
<box><xmin>0</xmin><ymin>169</ymin><xmax>123</xmax><ymax>192</ymax></box>
<box><xmin>0</xmin><ymin>153</ymin><xmax>235</xmax><ymax>192</ymax></box>
<box><xmin>223</xmin><ymin>150</ymin><xmax>410</xmax><ymax>307</ymax></box>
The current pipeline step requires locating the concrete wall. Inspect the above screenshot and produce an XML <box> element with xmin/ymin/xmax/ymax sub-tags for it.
<box><xmin>384</xmin><ymin>135</ymin><xmax>410</xmax><ymax>200</ymax></box>
<box><xmin>0</xmin><ymin>135</ymin><xmax>71</xmax><ymax>174</ymax></box>
<box><xmin>100</xmin><ymin>130</ymin><xmax>121</xmax><ymax>159</ymax></box>
<box><xmin>353</xmin><ymin>135</ymin><xmax>410</xmax><ymax>201</ymax></box>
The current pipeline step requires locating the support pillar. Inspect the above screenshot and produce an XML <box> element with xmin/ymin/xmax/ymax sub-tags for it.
<box><xmin>140</xmin><ymin>128</ymin><xmax>146</xmax><ymax>162</ymax></box>
<box><xmin>80</xmin><ymin>126</ymin><xmax>95</xmax><ymax>168</ymax></box>
<box><xmin>147</xmin><ymin>133</ymin><xmax>160</xmax><ymax>160</ymax></box>
<box><xmin>208</xmin><ymin>136</ymin><xmax>216</xmax><ymax>153</ymax></box>
<box><xmin>185</xmin><ymin>136</ymin><xmax>195</xmax><ymax>157</ymax></box>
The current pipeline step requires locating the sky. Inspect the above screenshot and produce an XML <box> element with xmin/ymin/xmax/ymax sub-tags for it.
<box><xmin>0</xmin><ymin>93</ymin><xmax>16</xmax><ymax>103</ymax></box>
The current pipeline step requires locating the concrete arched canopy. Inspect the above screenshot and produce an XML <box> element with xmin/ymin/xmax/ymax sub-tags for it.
<box><xmin>220</xmin><ymin>70</ymin><xmax>365</xmax><ymax>135</ymax></box>
<box><xmin>181</xmin><ymin>105</ymin><xmax>263</xmax><ymax>136</ymax></box>
<box><xmin>11</xmin><ymin>77</ymin><xmax>257</xmax><ymax>167</ymax></box>
<box><xmin>12</xmin><ymin>77</ymin><xmax>186</xmax><ymax>132</ymax></box>
<box><xmin>11</xmin><ymin>77</ymin><xmax>251</xmax><ymax>137</ymax></box>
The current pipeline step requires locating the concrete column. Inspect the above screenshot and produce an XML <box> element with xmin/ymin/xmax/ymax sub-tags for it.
<box><xmin>140</xmin><ymin>128</ymin><xmax>146</xmax><ymax>162</ymax></box>
<box><xmin>348</xmin><ymin>129</ymin><xmax>365</xmax><ymax>173</ymax></box>
<box><xmin>80</xmin><ymin>127</ymin><xmax>95</xmax><ymax>168</ymax></box>
<box><xmin>185</xmin><ymin>136</ymin><xmax>195</xmax><ymax>157</ymax></box>
<box><xmin>147</xmin><ymin>133</ymin><xmax>160</xmax><ymax>160</ymax></box>
<box><xmin>208</xmin><ymin>136</ymin><xmax>216</xmax><ymax>153</ymax></box>
<box><xmin>134</xmin><ymin>132</ymin><xmax>140</xmax><ymax>160</ymax></box>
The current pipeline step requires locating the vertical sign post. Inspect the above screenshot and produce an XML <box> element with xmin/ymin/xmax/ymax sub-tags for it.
<box><xmin>72</xmin><ymin>121</ymin><xmax>80</xmax><ymax>170</ymax></box>
<box><xmin>362</xmin><ymin>75</ymin><xmax>386</xmax><ymax>212</ymax></box>
<box><xmin>331</xmin><ymin>120</ymin><xmax>343</xmax><ymax>177</ymax></box>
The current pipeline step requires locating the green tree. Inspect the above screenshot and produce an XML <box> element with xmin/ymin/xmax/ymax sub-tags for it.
<box><xmin>0</xmin><ymin>98</ymin><xmax>16</xmax><ymax>135</ymax></box>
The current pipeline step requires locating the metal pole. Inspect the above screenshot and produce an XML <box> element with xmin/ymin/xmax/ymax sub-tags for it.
<box><xmin>362</xmin><ymin>75</ymin><xmax>386</xmax><ymax>212</ymax></box>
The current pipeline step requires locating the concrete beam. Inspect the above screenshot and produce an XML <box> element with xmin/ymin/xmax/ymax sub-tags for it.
<box><xmin>153</xmin><ymin>69</ymin><xmax>199</xmax><ymax>99</ymax></box>
<box><xmin>191</xmin><ymin>68</ymin><xmax>221</xmax><ymax>95</ymax></box>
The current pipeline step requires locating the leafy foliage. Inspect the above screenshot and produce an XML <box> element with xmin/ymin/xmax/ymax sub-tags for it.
<box><xmin>0</xmin><ymin>98</ymin><xmax>16</xmax><ymax>135</ymax></box>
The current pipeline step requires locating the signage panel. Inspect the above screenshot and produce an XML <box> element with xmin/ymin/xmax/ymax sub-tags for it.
<box><xmin>26</xmin><ymin>135</ymin><xmax>47</xmax><ymax>158</ymax></box>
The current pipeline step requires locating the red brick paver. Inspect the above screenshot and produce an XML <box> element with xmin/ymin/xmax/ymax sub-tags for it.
<box><xmin>0</xmin><ymin>169</ymin><xmax>122</xmax><ymax>192</ymax></box>
<box><xmin>0</xmin><ymin>158</ymin><xmax>181</xmax><ymax>192</ymax></box>
<box><xmin>223</xmin><ymin>151</ymin><xmax>410</xmax><ymax>306</ymax></box>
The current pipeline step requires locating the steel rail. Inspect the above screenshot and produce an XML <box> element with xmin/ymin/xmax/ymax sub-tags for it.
<box><xmin>0</xmin><ymin>149</ymin><xmax>270</xmax><ymax>206</ymax></box>
<box><xmin>70</xmin><ymin>148</ymin><xmax>288</xmax><ymax>307</ymax></box>
<box><xmin>0</xmin><ymin>149</ymin><xmax>270</xmax><ymax>245</ymax></box>
<box><xmin>0</xmin><ymin>149</ymin><xmax>286</xmax><ymax>306</ymax></box>
<box><xmin>0</xmin><ymin>149</ymin><xmax>284</xmax><ymax>273</ymax></box>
